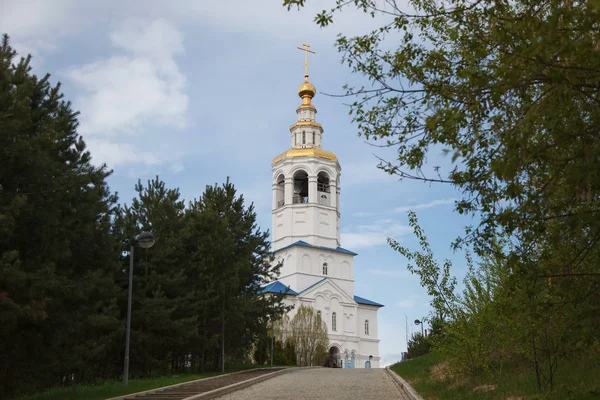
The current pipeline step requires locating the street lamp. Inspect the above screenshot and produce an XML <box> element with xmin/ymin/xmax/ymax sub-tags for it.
<box><xmin>123</xmin><ymin>231</ymin><xmax>155</xmax><ymax>387</ymax></box>
<box><xmin>414</xmin><ymin>318</ymin><xmax>425</xmax><ymax>336</ymax></box>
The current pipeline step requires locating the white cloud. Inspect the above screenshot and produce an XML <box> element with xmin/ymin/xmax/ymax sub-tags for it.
<box><xmin>393</xmin><ymin>198</ymin><xmax>457</xmax><ymax>213</ymax></box>
<box><xmin>0</xmin><ymin>0</ymin><xmax>82</xmax><ymax>58</ymax></box>
<box><xmin>65</xmin><ymin>19</ymin><xmax>188</xmax><ymax>167</ymax></box>
<box><xmin>342</xmin><ymin>160</ymin><xmax>398</xmax><ymax>188</ymax></box>
<box><xmin>353</xmin><ymin>197</ymin><xmax>457</xmax><ymax>218</ymax></box>
<box><xmin>85</xmin><ymin>140</ymin><xmax>160</xmax><ymax>168</ymax></box>
<box><xmin>341</xmin><ymin>222</ymin><xmax>411</xmax><ymax>249</ymax></box>
<box><xmin>68</xmin><ymin>19</ymin><xmax>187</xmax><ymax>137</ymax></box>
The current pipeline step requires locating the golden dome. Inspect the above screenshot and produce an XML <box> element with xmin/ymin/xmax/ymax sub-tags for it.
<box><xmin>272</xmin><ymin>147</ymin><xmax>337</xmax><ymax>165</ymax></box>
<box><xmin>298</xmin><ymin>80</ymin><xmax>316</xmax><ymax>98</ymax></box>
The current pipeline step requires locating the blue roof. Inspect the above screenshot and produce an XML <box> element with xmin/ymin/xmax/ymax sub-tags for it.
<box><xmin>354</xmin><ymin>295</ymin><xmax>384</xmax><ymax>308</ymax></box>
<box><xmin>259</xmin><ymin>281</ymin><xmax>298</xmax><ymax>296</ymax></box>
<box><xmin>298</xmin><ymin>277</ymin><xmax>327</xmax><ymax>294</ymax></box>
<box><xmin>276</xmin><ymin>240</ymin><xmax>358</xmax><ymax>256</ymax></box>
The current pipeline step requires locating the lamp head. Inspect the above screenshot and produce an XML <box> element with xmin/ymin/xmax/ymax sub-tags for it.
<box><xmin>137</xmin><ymin>231</ymin><xmax>155</xmax><ymax>249</ymax></box>
<box><xmin>414</xmin><ymin>319</ymin><xmax>421</xmax><ymax>325</ymax></box>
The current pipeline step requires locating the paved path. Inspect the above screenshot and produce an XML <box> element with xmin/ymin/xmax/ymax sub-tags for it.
<box><xmin>215</xmin><ymin>368</ymin><xmax>409</xmax><ymax>400</ymax></box>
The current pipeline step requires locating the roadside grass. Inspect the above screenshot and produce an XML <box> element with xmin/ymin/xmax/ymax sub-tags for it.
<box><xmin>390</xmin><ymin>352</ymin><xmax>600</xmax><ymax>400</ymax></box>
<box><xmin>14</xmin><ymin>364</ymin><xmax>275</xmax><ymax>400</ymax></box>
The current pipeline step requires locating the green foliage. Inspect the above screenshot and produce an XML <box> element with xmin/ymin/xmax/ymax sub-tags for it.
<box><xmin>391</xmin><ymin>351</ymin><xmax>600</xmax><ymax>400</ymax></box>
<box><xmin>285</xmin><ymin>0</ymin><xmax>600</xmax><ymax>392</ymax></box>
<box><xmin>273</xmin><ymin>338</ymin><xmax>297</xmax><ymax>366</ymax></box>
<box><xmin>275</xmin><ymin>306</ymin><xmax>328</xmax><ymax>366</ymax></box>
<box><xmin>407</xmin><ymin>332</ymin><xmax>431</xmax><ymax>358</ymax></box>
<box><xmin>15</xmin><ymin>366</ymin><xmax>265</xmax><ymax>400</ymax></box>
<box><xmin>0</xmin><ymin>36</ymin><xmax>286</xmax><ymax>397</ymax></box>
<box><xmin>0</xmin><ymin>33</ymin><xmax>121</xmax><ymax>397</ymax></box>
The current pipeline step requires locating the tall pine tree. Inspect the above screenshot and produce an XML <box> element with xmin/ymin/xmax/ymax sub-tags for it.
<box><xmin>0</xmin><ymin>35</ymin><xmax>121</xmax><ymax>396</ymax></box>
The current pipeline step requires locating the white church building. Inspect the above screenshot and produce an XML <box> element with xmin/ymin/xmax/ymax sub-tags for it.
<box><xmin>261</xmin><ymin>50</ymin><xmax>383</xmax><ymax>368</ymax></box>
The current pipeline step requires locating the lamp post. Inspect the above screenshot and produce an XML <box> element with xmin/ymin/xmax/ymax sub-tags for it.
<box><xmin>270</xmin><ymin>317</ymin><xmax>274</xmax><ymax>367</ymax></box>
<box><xmin>414</xmin><ymin>318</ymin><xmax>425</xmax><ymax>336</ymax></box>
<box><xmin>123</xmin><ymin>231</ymin><xmax>156</xmax><ymax>387</ymax></box>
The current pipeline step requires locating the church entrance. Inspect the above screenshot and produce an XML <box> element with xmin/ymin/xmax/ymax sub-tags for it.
<box><xmin>326</xmin><ymin>346</ymin><xmax>342</xmax><ymax>368</ymax></box>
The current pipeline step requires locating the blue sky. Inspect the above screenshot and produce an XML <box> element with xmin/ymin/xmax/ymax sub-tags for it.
<box><xmin>2</xmin><ymin>0</ymin><xmax>476</xmax><ymax>366</ymax></box>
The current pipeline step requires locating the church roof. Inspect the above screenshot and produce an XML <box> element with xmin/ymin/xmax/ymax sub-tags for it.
<box><xmin>277</xmin><ymin>240</ymin><xmax>358</xmax><ymax>256</ymax></box>
<box><xmin>298</xmin><ymin>277</ymin><xmax>327</xmax><ymax>294</ymax></box>
<box><xmin>259</xmin><ymin>281</ymin><xmax>298</xmax><ymax>296</ymax></box>
<box><xmin>354</xmin><ymin>295</ymin><xmax>384</xmax><ymax>308</ymax></box>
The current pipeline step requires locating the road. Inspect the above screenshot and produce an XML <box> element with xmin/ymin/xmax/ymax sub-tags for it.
<box><xmin>215</xmin><ymin>368</ymin><xmax>410</xmax><ymax>400</ymax></box>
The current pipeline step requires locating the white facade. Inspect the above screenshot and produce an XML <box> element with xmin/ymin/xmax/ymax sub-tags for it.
<box><xmin>266</xmin><ymin>73</ymin><xmax>382</xmax><ymax>368</ymax></box>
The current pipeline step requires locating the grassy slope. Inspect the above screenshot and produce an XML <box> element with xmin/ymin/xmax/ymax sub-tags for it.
<box><xmin>14</xmin><ymin>364</ymin><xmax>271</xmax><ymax>400</ymax></box>
<box><xmin>390</xmin><ymin>352</ymin><xmax>600</xmax><ymax>400</ymax></box>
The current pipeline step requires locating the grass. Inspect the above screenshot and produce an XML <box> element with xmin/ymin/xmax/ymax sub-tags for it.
<box><xmin>14</xmin><ymin>364</ymin><xmax>274</xmax><ymax>400</ymax></box>
<box><xmin>390</xmin><ymin>352</ymin><xmax>600</xmax><ymax>400</ymax></box>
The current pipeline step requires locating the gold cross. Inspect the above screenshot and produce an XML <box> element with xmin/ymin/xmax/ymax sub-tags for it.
<box><xmin>297</xmin><ymin>43</ymin><xmax>315</xmax><ymax>81</ymax></box>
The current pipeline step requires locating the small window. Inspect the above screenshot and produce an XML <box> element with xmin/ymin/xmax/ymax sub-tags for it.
<box><xmin>323</xmin><ymin>262</ymin><xmax>328</xmax><ymax>275</ymax></box>
<box><xmin>312</xmin><ymin>132</ymin><xmax>315</xmax><ymax>144</ymax></box>
<box><xmin>365</xmin><ymin>320</ymin><xmax>370</xmax><ymax>335</ymax></box>
<box><xmin>332</xmin><ymin>312</ymin><xmax>337</xmax><ymax>331</ymax></box>
<box><xmin>302</xmin><ymin>131</ymin><xmax>306</xmax><ymax>144</ymax></box>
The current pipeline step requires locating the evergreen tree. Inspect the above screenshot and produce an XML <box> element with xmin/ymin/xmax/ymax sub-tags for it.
<box><xmin>0</xmin><ymin>34</ymin><xmax>121</xmax><ymax>396</ymax></box>
<box><xmin>114</xmin><ymin>177</ymin><xmax>189</xmax><ymax>377</ymax></box>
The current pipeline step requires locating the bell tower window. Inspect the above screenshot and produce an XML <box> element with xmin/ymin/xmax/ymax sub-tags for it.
<box><xmin>312</xmin><ymin>132</ymin><xmax>315</xmax><ymax>144</ymax></box>
<box><xmin>293</xmin><ymin>170</ymin><xmax>309</xmax><ymax>204</ymax></box>
<box><xmin>317</xmin><ymin>172</ymin><xmax>330</xmax><ymax>206</ymax></box>
<box><xmin>276</xmin><ymin>174</ymin><xmax>285</xmax><ymax>208</ymax></box>
<box><xmin>302</xmin><ymin>131</ymin><xmax>306</xmax><ymax>145</ymax></box>
<box><xmin>323</xmin><ymin>262</ymin><xmax>328</xmax><ymax>275</ymax></box>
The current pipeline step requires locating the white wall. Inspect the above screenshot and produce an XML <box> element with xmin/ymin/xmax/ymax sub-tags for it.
<box><xmin>271</xmin><ymin>157</ymin><xmax>341</xmax><ymax>250</ymax></box>
<box><xmin>273</xmin><ymin>246</ymin><xmax>354</xmax><ymax>295</ymax></box>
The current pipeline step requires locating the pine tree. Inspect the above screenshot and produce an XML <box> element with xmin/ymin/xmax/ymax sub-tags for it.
<box><xmin>0</xmin><ymin>34</ymin><xmax>121</xmax><ymax>396</ymax></box>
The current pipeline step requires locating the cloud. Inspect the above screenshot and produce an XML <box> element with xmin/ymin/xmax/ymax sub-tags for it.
<box><xmin>0</xmin><ymin>0</ymin><xmax>82</xmax><ymax>58</ymax></box>
<box><xmin>68</xmin><ymin>19</ymin><xmax>187</xmax><ymax>136</ymax></box>
<box><xmin>341</xmin><ymin>222</ymin><xmax>411</xmax><ymax>249</ymax></box>
<box><xmin>85</xmin><ymin>140</ymin><xmax>161</xmax><ymax>167</ymax></box>
<box><xmin>65</xmin><ymin>18</ymin><xmax>189</xmax><ymax>167</ymax></box>
<box><xmin>393</xmin><ymin>198</ymin><xmax>457</xmax><ymax>213</ymax></box>
<box><xmin>352</xmin><ymin>197</ymin><xmax>457</xmax><ymax>218</ymax></box>
<box><xmin>342</xmin><ymin>160</ymin><xmax>398</xmax><ymax>188</ymax></box>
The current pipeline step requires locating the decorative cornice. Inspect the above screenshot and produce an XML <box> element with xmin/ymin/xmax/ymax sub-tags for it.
<box><xmin>271</xmin><ymin>147</ymin><xmax>337</xmax><ymax>165</ymax></box>
<box><xmin>290</xmin><ymin>121</ymin><xmax>323</xmax><ymax>131</ymax></box>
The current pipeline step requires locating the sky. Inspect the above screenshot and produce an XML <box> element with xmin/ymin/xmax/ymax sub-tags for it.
<box><xmin>1</xmin><ymin>0</ymin><xmax>476</xmax><ymax>366</ymax></box>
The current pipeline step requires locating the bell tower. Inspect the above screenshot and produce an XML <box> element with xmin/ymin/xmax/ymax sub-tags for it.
<box><xmin>271</xmin><ymin>44</ymin><xmax>341</xmax><ymax>251</ymax></box>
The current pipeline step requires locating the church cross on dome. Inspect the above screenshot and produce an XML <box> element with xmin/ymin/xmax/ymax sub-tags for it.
<box><xmin>297</xmin><ymin>43</ymin><xmax>315</xmax><ymax>81</ymax></box>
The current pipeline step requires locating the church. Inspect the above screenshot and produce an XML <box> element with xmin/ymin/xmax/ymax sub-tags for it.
<box><xmin>261</xmin><ymin>45</ymin><xmax>383</xmax><ymax>368</ymax></box>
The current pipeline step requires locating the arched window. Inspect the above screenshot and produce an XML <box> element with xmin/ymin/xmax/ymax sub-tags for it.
<box><xmin>317</xmin><ymin>310</ymin><xmax>322</xmax><ymax>319</ymax></box>
<box><xmin>323</xmin><ymin>262</ymin><xmax>328</xmax><ymax>275</ymax></box>
<box><xmin>312</xmin><ymin>131</ymin><xmax>315</xmax><ymax>144</ymax></box>
<box><xmin>302</xmin><ymin>131</ymin><xmax>306</xmax><ymax>144</ymax></box>
<box><xmin>293</xmin><ymin>170</ymin><xmax>309</xmax><ymax>204</ymax></box>
<box><xmin>365</xmin><ymin>320</ymin><xmax>370</xmax><ymax>335</ymax></box>
<box><xmin>332</xmin><ymin>312</ymin><xmax>337</xmax><ymax>331</ymax></box>
<box><xmin>276</xmin><ymin>174</ymin><xmax>285</xmax><ymax>208</ymax></box>
<box><xmin>317</xmin><ymin>172</ymin><xmax>331</xmax><ymax>206</ymax></box>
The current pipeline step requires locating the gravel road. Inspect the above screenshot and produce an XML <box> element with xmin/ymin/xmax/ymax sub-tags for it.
<box><xmin>215</xmin><ymin>368</ymin><xmax>410</xmax><ymax>400</ymax></box>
